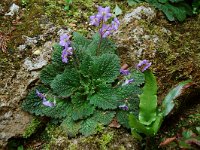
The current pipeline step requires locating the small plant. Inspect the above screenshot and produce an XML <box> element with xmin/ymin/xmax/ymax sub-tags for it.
<box><xmin>127</xmin><ymin>0</ymin><xmax>198</xmax><ymax>21</ymax></box>
<box><xmin>128</xmin><ymin>65</ymin><xmax>191</xmax><ymax>140</ymax></box>
<box><xmin>21</xmin><ymin>0</ymin><xmax>28</xmax><ymax>6</ymax></box>
<box><xmin>64</xmin><ymin>0</ymin><xmax>73</xmax><ymax>11</ymax></box>
<box><xmin>22</xmin><ymin>6</ymin><xmax>145</xmax><ymax>137</ymax></box>
<box><xmin>99</xmin><ymin>132</ymin><xmax>114</xmax><ymax>150</ymax></box>
<box><xmin>23</xmin><ymin>118</ymin><xmax>41</xmax><ymax>138</ymax></box>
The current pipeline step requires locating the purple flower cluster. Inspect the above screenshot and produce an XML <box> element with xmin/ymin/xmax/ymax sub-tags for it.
<box><xmin>90</xmin><ymin>6</ymin><xmax>120</xmax><ymax>38</ymax></box>
<box><xmin>137</xmin><ymin>59</ymin><xmax>152</xmax><ymax>72</ymax></box>
<box><xmin>59</xmin><ymin>34</ymin><xmax>73</xmax><ymax>63</ymax></box>
<box><xmin>36</xmin><ymin>89</ymin><xmax>56</xmax><ymax>107</ymax></box>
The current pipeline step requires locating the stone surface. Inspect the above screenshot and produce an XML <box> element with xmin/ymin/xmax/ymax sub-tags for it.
<box><xmin>5</xmin><ymin>3</ymin><xmax>20</xmax><ymax>16</ymax></box>
<box><xmin>23</xmin><ymin>41</ymin><xmax>54</xmax><ymax>71</ymax></box>
<box><xmin>123</xmin><ymin>6</ymin><xmax>156</xmax><ymax>23</ymax></box>
<box><xmin>113</xmin><ymin>5</ymin><xmax>169</xmax><ymax>65</ymax></box>
<box><xmin>0</xmin><ymin>66</ymin><xmax>34</xmax><ymax>148</ymax></box>
<box><xmin>0</xmin><ymin>40</ymin><xmax>54</xmax><ymax>148</ymax></box>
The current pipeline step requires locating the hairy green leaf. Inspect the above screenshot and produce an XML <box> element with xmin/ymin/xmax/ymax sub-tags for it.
<box><xmin>72</xmin><ymin>102</ymin><xmax>95</xmax><ymax>121</ymax></box>
<box><xmin>79</xmin><ymin>119</ymin><xmax>98</xmax><ymax>136</ymax></box>
<box><xmin>71</xmin><ymin>32</ymin><xmax>91</xmax><ymax>59</ymax></box>
<box><xmin>100</xmin><ymin>37</ymin><xmax>116</xmax><ymax>55</ymax></box>
<box><xmin>89</xmin><ymin>88</ymin><xmax>119</xmax><ymax>110</ymax></box>
<box><xmin>92</xmin><ymin>110</ymin><xmax>115</xmax><ymax>125</ymax></box>
<box><xmin>73</xmin><ymin>32</ymin><xmax>90</xmax><ymax>48</ymax></box>
<box><xmin>51</xmin><ymin>68</ymin><xmax>80</xmax><ymax>97</ymax></box>
<box><xmin>139</xmin><ymin>70</ymin><xmax>158</xmax><ymax>126</ymax></box>
<box><xmin>52</xmin><ymin>44</ymin><xmax>65</xmax><ymax>66</ymax></box>
<box><xmin>80</xmin><ymin>54</ymin><xmax>120</xmax><ymax>83</ymax></box>
<box><xmin>128</xmin><ymin>96</ymin><xmax>140</xmax><ymax>116</ymax></box>
<box><xmin>21</xmin><ymin>86</ymin><xmax>71</xmax><ymax>119</ymax></box>
<box><xmin>130</xmin><ymin>69</ymin><xmax>145</xmax><ymax>86</ymax></box>
<box><xmin>85</xmin><ymin>33</ymin><xmax>116</xmax><ymax>56</ymax></box>
<box><xmin>71</xmin><ymin>92</ymin><xmax>85</xmax><ymax>104</ymax></box>
<box><xmin>117</xmin><ymin>82</ymin><xmax>143</xmax><ymax>99</ymax></box>
<box><xmin>79</xmin><ymin>110</ymin><xmax>115</xmax><ymax>136</ymax></box>
<box><xmin>61</xmin><ymin>117</ymin><xmax>81</xmax><ymax>137</ymax></box>
<box><xmin>169</xmin><ymin>0</ymin><xmax>184</xmax><ymax>3</ymax></box>
<box><xmin>91</xmin><ymin>54</ymin><xmax>120</xmax><ymax>83</ymax></box>
<box><xmin>89</xmin><ymin>74</ymin><xmax>143</xmax><ymax>110</ymax></box>
<box><xmin>158</xmin><ymin>0</ymin><xmax>167</xmax><ymax>3</ymax></box>
<box><xmin>117</xmin><ymin>111</ymin><xmax>130</xmax><ymax>128</ymax></box>
<box><xmin>79</xmin><ymin>54</ymin><xmax>93</xmax><ymax>77</ymax></box>
<box><xmin>40</xmin><ymin>63</ymin><xmax>64</xmax><ymax>85</ymax></box>
<box><xmin>165</xmin><ymin>3</ymin><xmax>187</xmax><ymax>22</ymax></box>
<box><xmin>85</xmin><ymin>33</ymin><xmax>99</xmax><ymax>56</ymax></box>
<box><xmin>162</xmin><ymin>80</ymin><xmax>191</xmax><ymax>116</ymax></box>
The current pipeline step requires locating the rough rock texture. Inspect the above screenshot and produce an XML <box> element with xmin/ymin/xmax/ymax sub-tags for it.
<box><xmin>113</xmin><ymin>5</ymin><xmax>160</xmax><ymax>65</ymax></box>
<box><xmin>114</xmin><ymin>5</ymin><xmax>200</xmax><ymax>91</ymax></box>
<box><xmin>23</xmin><ymin>41</ymin><xmax>54</xmax><ymax>71</ymax></box>
<box><xmin>123</xmin><ymin>6</ymin><xmax>156</xmax><ymax>23</ymax></box>
<box><xmin>0</xmin><ymin>41</ymin><xmax>54</xmax><ymax>148</ymax></box>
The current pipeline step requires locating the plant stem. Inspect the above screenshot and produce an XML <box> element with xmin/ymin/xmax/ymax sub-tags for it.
<box><xmin>96</xmin><ymin>19</ymin><xmax>104</xmax><ymax>56</ymax></box>
<box><xmin>97</xmin><ymin>35</ymin><xmax>102</xmax><ymax>56</ymax></box>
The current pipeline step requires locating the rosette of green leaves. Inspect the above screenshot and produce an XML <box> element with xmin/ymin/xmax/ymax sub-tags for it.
<box><xmin>22</xmin><ymin>32</ymin><xmax>145</xmax><ymax>136</ymax></box>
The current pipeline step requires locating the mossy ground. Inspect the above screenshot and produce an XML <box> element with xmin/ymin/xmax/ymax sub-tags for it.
<box><xmin>2</xmin><ymin>0</ymin><xmax>200</xmax><ymax>149</ymax></box>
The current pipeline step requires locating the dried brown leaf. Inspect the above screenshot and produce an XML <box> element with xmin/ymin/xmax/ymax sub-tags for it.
<box><xmin>109</xmin><ymin>118</ymin><xmax>121</xmax><ymax>128</ymax></box>
<box><xmin>159</xmin><ymin>137</ymin><xmax>176</xmax><ymax>147</ymax></box>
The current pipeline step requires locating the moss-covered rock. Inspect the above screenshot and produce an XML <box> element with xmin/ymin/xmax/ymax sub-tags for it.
<box><xmin>43</xmin><ymin>125</ymin><xmax>140</xmax><ymax>150</ymax></box>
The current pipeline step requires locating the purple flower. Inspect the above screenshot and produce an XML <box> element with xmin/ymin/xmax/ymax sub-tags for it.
<box><xmin>61</xmin><ymin>46</ymin><xmax>73</xmax><ymax>63</ymax></box>
<box><xmin>122</xmin><ymin>79</ymin><xmax>134</xmax><ymax>86</ymax></box>
<box><xmin>64</xmin><ymin>46</ymin><xmax>73</xmax><ymax>55</ymax></box>
<box><xmin>119</xmin><ymin>104</ymin><xmax>128</xmax><ymax>111</ymax></box>
<box><xmin>36</xmin><ymin>89</ymin><xmax>45</xmax><ymax>99</ymax></box>
<box><xmin>137</xmin><ymin>59</ymin><xmax>152</xmax><ymax>72</ymax></box>
<box><xmin>89</xmin><ymin>6</ymin><xmax>120</xmax><ymax>38</ymax></box>
<box><xmin>120</xmin><ymin>69</ymin><xmax>130</xmax><ymax>76</ymax></box>
<box><xmin>89</xmin><ymin>14</ymin><xmax>101</xmax><ymax>26</ymax></box>
<box><xmin>110</xmin><ymin>18</ymin><xmax>120</xmax><ymax>31</ymax></box>
<box><xmin>97</xmin><ymin>6</ymin><xmax>112</xmax><ymax>22</ymax></box>
<box><xmin>61</xmin><ymin>49</ymin><xmax>69</xmax><ymax>63</ymax></box>
<box><xmin>99</xmin><ymin>24</ymin><xmax>111</xmax><ymax>38</ymax></box>
<box><xmin>36</xmin><ymin>90</ymin><xmax>56</xmax><ymax>107</ymax></box>
<box><xmin>42</xmin><ymin>98</ymin><xmax>56</xmax><ymax>107</ymax></box>
<box><xmin>59</xmin><ymin>34</ymin><xmax>70</xmax><ymax>47</ymax></box>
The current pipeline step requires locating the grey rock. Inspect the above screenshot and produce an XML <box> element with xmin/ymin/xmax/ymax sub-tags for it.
<box><xmin>123</xmin><ymin>6</ymin><xmax>156</xmax><ymax>23</ymax></box>
<box><xmin>0</xmin><ymin>40</ymin><xmax>54</xmax><ymax>148</ymax></box>
<box><xmin>23</xmin><ymin>41</ymin><xmax>54</xmax><ymax>71</ymax></box>
<box><xmin>5</xmin><ymin>3</ymin><xmax>20</xmax><ymax>16</ymax></box>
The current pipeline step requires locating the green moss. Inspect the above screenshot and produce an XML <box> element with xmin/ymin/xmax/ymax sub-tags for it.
<box><xmin>43</xmin><ymin>124</ymin><xmax>70</xmax><ymax>149</ymax></box>
<box><xmin>98</xmin><ymin>132</ymin><xmax>114</xmax><ymax>150</ymax></box>
<box><xmin>41</xmin><ymin>126</ymin><xmax>140</xmax><ymax>150</ymax></box>
<box><xmin>23</xmin><ymin>118</ymin><xmax>41</xmax><ymax>138</ymax></box>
